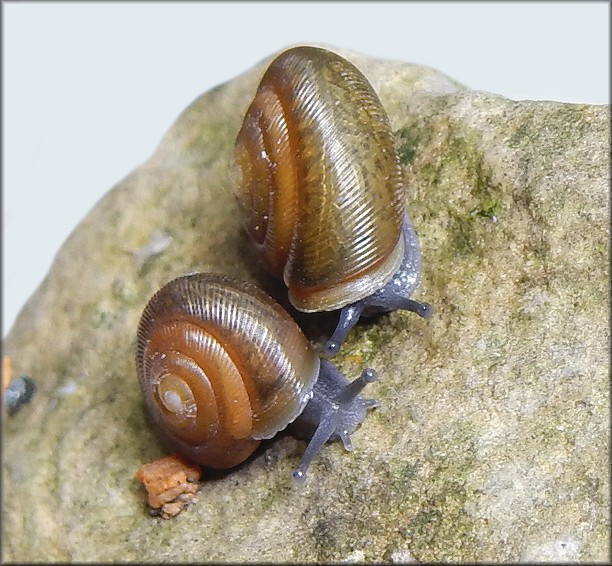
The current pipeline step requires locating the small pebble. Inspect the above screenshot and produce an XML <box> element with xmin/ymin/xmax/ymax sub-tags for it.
<box><xmin>4</xmin><ymin>376</ymin><xmax>36</xmax><ymax>416</ymax></box>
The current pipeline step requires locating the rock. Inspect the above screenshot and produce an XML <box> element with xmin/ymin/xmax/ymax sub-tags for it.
<box><xmin>2</xmin><ymin>45</ymin><xmax>609</xmax><ymax>562</ymax></box>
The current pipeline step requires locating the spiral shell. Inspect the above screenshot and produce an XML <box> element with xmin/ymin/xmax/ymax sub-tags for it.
<box><xmin>136</xmin><ymin>273</ymin><xmax>319</xmax><ymax>469</ymax></box>
<box><xmin>233</xmin><ymin>46</ymin><xmax>405</xmax><ymax>313</ymax></box>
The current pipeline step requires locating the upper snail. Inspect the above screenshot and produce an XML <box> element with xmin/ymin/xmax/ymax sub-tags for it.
<box><xmin>232</xmin><ymin>46</ymin><xmax>431</xmax><ymax>355</ymax></box>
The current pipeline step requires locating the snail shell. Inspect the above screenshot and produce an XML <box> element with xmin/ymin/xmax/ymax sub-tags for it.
<box><xmin>233</xmin><ymin>46</ymin><xmax>431</xmax><ymax>354</ymax></box>
<box><xmin>136</xmin><ymin>273</ymin><xmax>377</xmax><ymax>480</ymax></box>
<box><xmin>233</xmin><ymin>45</ymin><xmax>405</xmax><ymax>312</ymax></box>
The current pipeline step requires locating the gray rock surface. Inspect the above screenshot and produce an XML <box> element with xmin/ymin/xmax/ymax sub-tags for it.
<box><xmin>2</xmin><ymin>45</ymin><xmax>609</xmax><ymax>562</ymax></box>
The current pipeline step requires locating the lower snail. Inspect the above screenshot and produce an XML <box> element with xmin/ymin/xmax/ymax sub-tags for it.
<box><xmin>232</xmin><ymin>45</ymin><xmax>432</xmax><ymax>356</ymax></box>
<box><xmin>136</xmin><ymin>273</ymin><xmax>378</xmax><ymax>482</ymax></box>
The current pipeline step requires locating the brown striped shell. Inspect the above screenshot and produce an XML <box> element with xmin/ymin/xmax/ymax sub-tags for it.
<box><xmin>136</xmin><ymin>273</ymin><xmax>320</xmax><ymax>469</ymax></box>
<box><xmin>233</xmin><ymin>46</ymin><xmax>405</xmax><ymax>313</ymax></box>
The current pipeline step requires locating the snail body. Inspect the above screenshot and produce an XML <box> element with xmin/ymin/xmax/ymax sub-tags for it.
<box><xmin>233</xmin><ymin>46</ymin><xmax>431</xmax><ymax>355</ymax></box>
<box><xmin>136</xmin><ymin>273</ymin><xmax>377</xmax><ymax>482</ymax></box>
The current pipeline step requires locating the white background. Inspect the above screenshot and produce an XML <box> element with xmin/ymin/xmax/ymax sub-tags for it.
<box><xmin>3</xmin><ymin>2</ymin><xmax>609</xmax><ymax>336</ymax></box>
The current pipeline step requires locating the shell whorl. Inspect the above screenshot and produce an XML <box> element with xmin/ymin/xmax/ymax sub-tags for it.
<box><xmin>233</xmin><ymin>46</ymin><xmax>405</xmax><ymax>313</ymax></box>
<box><xmin>136</xmin><ymin>273</ymin><xmax>320</xmax><ymax>469</ymax></box>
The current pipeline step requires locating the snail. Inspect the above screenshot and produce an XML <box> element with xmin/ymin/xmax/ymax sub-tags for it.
<box><xmin>136</xmin><ymin>272</ymin><xmax>378</xmax><ymax>482</ymax></box>
<box><xmin>232</xmin><ymin>45</ymin><xmax>432</xmax><ymax>355</ymax></box>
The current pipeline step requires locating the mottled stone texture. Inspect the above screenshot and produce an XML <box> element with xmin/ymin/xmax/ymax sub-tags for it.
<box><xmin>2</xmin><ymin>45</ymin><xmax>609</xmax><ymax>562</ymax></box>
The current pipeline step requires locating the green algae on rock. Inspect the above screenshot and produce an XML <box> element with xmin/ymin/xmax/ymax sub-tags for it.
<box><xmin>2</xmin><ymin>45</ymin><xmax>609</xmax><ymax>562</ymax></box>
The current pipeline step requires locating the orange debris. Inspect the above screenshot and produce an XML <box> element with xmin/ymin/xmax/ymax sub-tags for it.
<box><xmin>2</xmin><ymin>355</ymin><xmax>11</xmax><ymax>391</ymax></box>
<box><xmin>136</xmin><ymin>454</ymin><xmax>202</xmax><ymax>519</ymax></box>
